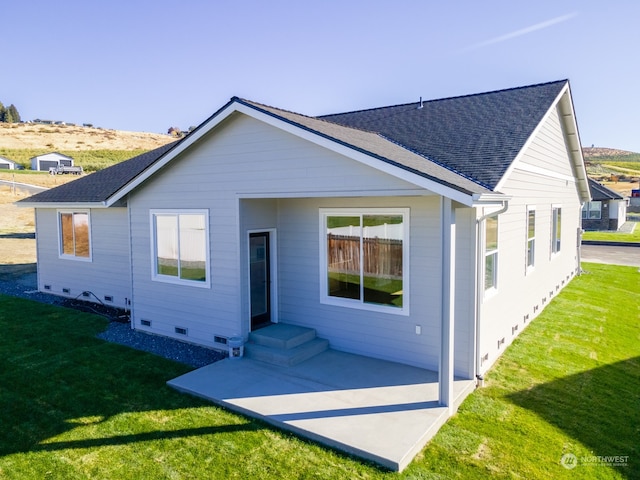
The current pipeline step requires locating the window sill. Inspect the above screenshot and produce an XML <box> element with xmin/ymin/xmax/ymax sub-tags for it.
<box><xmin>321</xmin><ymin>296</ymin><xmax>409</xmax><ymax>316</ymax></box>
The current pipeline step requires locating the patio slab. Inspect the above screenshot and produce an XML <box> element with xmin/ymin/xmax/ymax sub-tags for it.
<box><xmin>168</xmin><ymin>349</ymin><xmax>476</xmax><ymax>471</ymax></box>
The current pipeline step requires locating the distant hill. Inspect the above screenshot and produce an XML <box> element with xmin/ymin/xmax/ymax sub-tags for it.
<box><xmin>582</xmin><ymin>147</ymin><xmax>640</xmax><ymax>161</ymax></box>
<box><xmin>0</xmin><ymin>122</ymin><xmax>175</xmax><ymax>151</ymax></box>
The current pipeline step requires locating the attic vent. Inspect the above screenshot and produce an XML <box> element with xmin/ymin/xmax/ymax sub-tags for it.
<box><xmin>140</xmin><ymin>319</ymin><xmax>151</xmax><ymax>327</ymax></box>
<box><xmin>214</xmin><ymin>336</ymin><xmax>228</xmax><ymax>345</ymax></box>
<box><xmin>104</xmin><ymin>295</ymin><xmax>113</xmax><ymax>303</ymax></box>
<box><xmin>62</xmin><ymin>288</ymin><xmax>70</xmax><ymax>294</ymax></box>
<box><xmin>175</xmin><ymin>326</ymin><xmax>188</xmax><ymax>336</ymax></box>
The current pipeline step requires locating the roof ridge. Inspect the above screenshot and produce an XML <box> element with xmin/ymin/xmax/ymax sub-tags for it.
<box><xmin>319</xmin><ymin>79</ymin><xmax>569</xmax><ymax>117</ymax></box>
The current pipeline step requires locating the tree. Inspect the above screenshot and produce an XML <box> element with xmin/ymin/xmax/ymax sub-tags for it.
<box><xmin>7</xmin><ymin>104</ymin><xmax>20</xmax><ymax>123</ymax></box>
<box><xmin>0</xmin><ymin>101</ymin><xmax>5</xmax><ymax>122</ymax></box>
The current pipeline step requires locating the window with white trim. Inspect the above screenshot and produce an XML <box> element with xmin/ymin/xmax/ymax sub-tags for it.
<box><xmin>484</xmin><ymin>215</ymin><xmax>498</xmax><ymax>291</ymax></box>
<box><xmin>151</xmin><ymin>210</ymin><xmax>209</xmax><ymax>286</ymax></box>
<box><xmin>320</xmin><ymin>208</ymin><xmax>409</xmax><ymax>314</ymax></box>
<box><xmin>551</xmin><ymin>206</ymin><xmax>562</xmax><ymax>254</ymax></box>
<box><xmin>526</xmin><ymin>208</ymin><xmax>535</xmax><ymax>270</ymax></box>
<box><xmin>582</xmin><ymin>201</ymin><xmax>602</xmax><ymax>220</ymax></box>
<box><xmin>59</xmin><ymin>211</ymin><xmax>91</xmax><ymax>260</ymax></box>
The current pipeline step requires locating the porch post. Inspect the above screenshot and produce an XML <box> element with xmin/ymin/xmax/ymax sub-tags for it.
<box><xmin>439</xmin><ymin>197</ymin><xmax>455</xmax><ymax>413</ymax></box>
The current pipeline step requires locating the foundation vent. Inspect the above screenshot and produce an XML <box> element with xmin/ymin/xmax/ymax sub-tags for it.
<box><xmin>175</xmin><ymin>327</ymin><xmax>188</xmax><ymax>336</ymax></box>
<box><xmin>44</xmin><ymin>285</ymin><xmax>51</xmax><ymax>290</ymax></box>
<box><xmin>104</xmin><ymin>295</ymin><xmax>113</xmax><ymax>303</ymax></box>
<box><xmin>140</xmin><ymin>319</ymin><xmax>151</xmax><ymax>327</ymax></box>
<box><xmin>214</xmin><ymin>336</ymin><xmax>228</xmax><ymax>345</ymax></box>
<box><xmin>497</xmin><ymin>337</ymin><xmax>505</xmax><ymax>349</ymax></box>
<box><xmin>62</xmin><ymin>288</ymin><xmax>70</xmax><ymax>294</ymax></box>
<box><xmin>512</xmin><ymin>325</ymin><xmax>519</xmax><ymax>335</ymax></box>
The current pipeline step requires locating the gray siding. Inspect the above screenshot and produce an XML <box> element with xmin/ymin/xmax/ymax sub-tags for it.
<box><xmin>128</xmin><ymin>113</ymin><xmax>445</xmax><ymax>368</ymax></box>
<box><xmin>478</xmin><ymin>106</ymin><xmax>581</xmax><ymax>372</ymax></box>
<box><xmin>35</xmin><ymin>207</ymin><xmax>131</xmax><ymax>308</ymax></box>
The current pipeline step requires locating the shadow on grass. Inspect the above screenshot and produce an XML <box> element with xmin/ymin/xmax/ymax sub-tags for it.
<box><xmin>0</xmin><ymin>295</ymin><xmax>261</xmax><ymax>458</ymax></box>
<box><xmin>508</xmin><ymin>356</ymin><xmax>640</xmax><ymax>477</ymax></box>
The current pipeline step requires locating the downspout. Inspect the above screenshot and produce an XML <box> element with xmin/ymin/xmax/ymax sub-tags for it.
<box><xmin>474</xmin><ymin>200</ymin><xmax>509</xmax><ymax>384</ymax></box>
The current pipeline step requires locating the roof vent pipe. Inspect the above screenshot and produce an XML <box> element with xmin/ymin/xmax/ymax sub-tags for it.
<box><xmin>417</xmin><ymin>97</ymin><xmax>424</xmax><ymax>109</ymax></box>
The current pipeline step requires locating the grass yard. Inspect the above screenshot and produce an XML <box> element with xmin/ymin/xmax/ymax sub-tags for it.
<box><xmin>582</xmin><ymin>224</ymin><xmax>640</xmax><ymax>243</ymax></box>
<box><xmin>0</xmin><ymin>263</ymin><xmax>638</xmax><ymax>479</ymax></box>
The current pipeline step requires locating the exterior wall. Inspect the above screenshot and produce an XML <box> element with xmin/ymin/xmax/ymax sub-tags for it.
<box><xmin>35</xmin><ymin>207</ymin><xmax>132</xmax><ymax>308</ymax></box>
<box><xmin>128</xmin><ymin>113</ymin><xmax>448</xmax><ymax>369</ymax></box>
<box><xmin>30</xmin><ymin>153</ymin><xmax>73</xmax><ymax>171</ymax></box>
<box><xmin>0</xmin><ymin>158</ymin><xmax>15</xmax><ymax>169</ymax></box>
<box><xmin>478</xmin><ymin>105</ymin><xmax>582</xmax><ymax>373</ymax></box>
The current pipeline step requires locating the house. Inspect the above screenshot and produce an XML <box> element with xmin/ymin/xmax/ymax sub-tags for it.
<box><xmin>0</xmin><ymin>156</ymin><xmax>19</xmax><ymax>170</ymax></box>
<box><xmin>582</xmin><ymin>178</ymin><xmax>627</xmax><ymax>230</ymax></box>
<box><xmin>30</xmin><ymin>152</ymin><xmax>74</xmax><ymax>171</ymax></box>
<box><xmin>20</xmin><ymin>80</ymin><xmax>589</xmax><ymax>416</ymax></box>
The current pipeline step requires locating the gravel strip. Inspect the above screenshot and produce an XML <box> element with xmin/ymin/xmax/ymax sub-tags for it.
<box><xmin>0</xmin><ymin>278</ymin><xmax>227</xmax><ymax>368</ymax></box>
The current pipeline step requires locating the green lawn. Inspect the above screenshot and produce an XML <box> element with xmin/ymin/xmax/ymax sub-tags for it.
<box><xmin>582</xmin><ymin>221</ymin><xmax>640</xmax><ymax>243</ymax></box>
<box><xmin>1</xmin><ymin>263</ymin><xmax>638</xmax><ymax>478</ymax></box>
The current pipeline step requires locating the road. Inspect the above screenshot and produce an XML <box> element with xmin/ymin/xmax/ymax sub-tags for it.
<box><xmin>581</xmin><ymin>244</ymin><xmax>640</xmax><ymax>267</ymax></box>
<box><xmin>0</xmin><ymin>179</ymin><xmax>48</xmax><ymax>195</ymax></box>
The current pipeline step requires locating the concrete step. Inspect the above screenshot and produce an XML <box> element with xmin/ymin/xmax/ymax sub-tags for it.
<box><xmin>244</xmin><ymin>337</ymin><xmax>329</xmax><ymax>367</ymax></box>
<box><xmin>248</xmin><ymin>323</ymin><xmax>317</xmax><ymax>350</ymax></box>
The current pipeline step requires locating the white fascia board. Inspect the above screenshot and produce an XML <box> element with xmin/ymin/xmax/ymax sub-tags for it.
<box><xmin>494</xmin><ymin>83</ymin><xmax>569</xmax><ymax>191</ymax></box>
<box><xmin>103</xmin><ymin>104</ymin><xmax>240</xmax><ymax>206</ymax></box>
<box><xmin>104</xmin><ymin>100</ymin><xmax>476</xmax><ymax>207</ymax></box>
<box><xmin>471</xmin><ymin>192</ymin><xmax>511</xmax><ymax>206</ymax></box>
<box><xmin>17</xmin><ymin>201</ymin><xmax>107</xmax><ymax>209</ymax></box>
<box><xmin>232</xmin><ymin>104</ymin><xmax>476</xmax><ymax>206</ymax></box>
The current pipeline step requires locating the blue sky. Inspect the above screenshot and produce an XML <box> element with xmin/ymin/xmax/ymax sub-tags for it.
<box><xmin>4</xmin><ymin>1</ymin><xmax>640</xmax><ymax>151</ymax></box>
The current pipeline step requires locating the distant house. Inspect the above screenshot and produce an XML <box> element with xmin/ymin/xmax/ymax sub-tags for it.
<box><xmin>0</xmin><ymin>156</ymin><xmax>19</xmax><ymax>170</ymax></box>
<box><xmin>582</xmin><ymin>178</ymin><xmax>627</xmax><ymax>230</ymax></box>
<box><xmin>30</xmin><ymin>152</ymin><xmax>74</xmax><ymax>172</ymax></box>
<box><xmin>20</xmin><ymin>80</ymin><xmax>589</xmax><ymax>435</ymax></box>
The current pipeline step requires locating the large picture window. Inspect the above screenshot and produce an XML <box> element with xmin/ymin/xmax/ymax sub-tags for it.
<box><xmin>320</xmin><ymin>208</ymin><xmax>409</xmax><ymax>314</ymax></box>
<box><xmin>59</xmin><ymin>211</ymin><xmax>91</xmax><ymax>260</ymax></box>
<box><xmin>484</xmin><ymin>215</ymin><xmax>498</xmax><ymax>291</ymax></box>
<box><xmin>551</xmin><ymin>206</ymin><xmax>562</xmax><ymax>254</ymax></box>
<box><xmin>152</xmin><ymin>210</ymin><xmax>209</xmax><ymax>286</ymax></box>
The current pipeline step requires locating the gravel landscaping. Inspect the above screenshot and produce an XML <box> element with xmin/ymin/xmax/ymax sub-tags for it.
<box><xmin>0</xmin><ymin>275</ymin><xmax>227</xmax><ymax>368</ymax></box>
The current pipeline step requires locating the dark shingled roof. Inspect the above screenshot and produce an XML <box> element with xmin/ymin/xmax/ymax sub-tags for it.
<box><xmin>22</xmin><ymin>80</ymin><xmax>570</xmax><ymax>205</ymax></box>
<box><xmin>587</xmin><ymin>177</ymin><xmax>624</xmax><ymax>201</ymax></box>
<box><xmin>21</xmin><ymin>141</ymin><xmax>178</xmax><ymax>204</ymax></box>
<box><xmin>319</xmin><ymin>80</ymin><xmax>568</xmax><ymax>190</ymax></box>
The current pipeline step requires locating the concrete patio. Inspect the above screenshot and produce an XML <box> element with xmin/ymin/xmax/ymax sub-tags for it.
<box><xmin>168</xmin><ymin>349</ymin><xmax>476</xmax><ymax>471</ymax></box>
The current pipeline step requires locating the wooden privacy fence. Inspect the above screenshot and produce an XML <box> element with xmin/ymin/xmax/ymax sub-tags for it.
<box><xmin>327</xmin><ymin>234</ymin><xmax>402</xmax><ymax>278</ymax></box>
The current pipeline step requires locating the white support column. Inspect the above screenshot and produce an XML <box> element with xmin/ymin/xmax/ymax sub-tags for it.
<box><xmin>439</xmin><ymin>197</ymin><xmax>455</xmax><ymax>412</ymax></box>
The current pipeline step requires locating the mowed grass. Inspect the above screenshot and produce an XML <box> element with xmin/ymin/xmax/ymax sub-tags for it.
<box><xmin>582</xmin><ymin>224</ymin><xmax>640</xmax><ymax>243</ymax></box>
<box><xmin>1</xmin><ymin>263</ymin><xmax>638</xmax><ymax>479</ymax></box>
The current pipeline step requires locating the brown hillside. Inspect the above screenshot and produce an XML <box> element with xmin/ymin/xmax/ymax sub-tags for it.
<box><xmin>0</xmin><ymin>122</ymin><xmax>174</xmax><ymax>151</ymax></box>
<box><xmin>582</xmin><ymin>147</ymin><xmax>638</xmax><ymax>158</ymax></box>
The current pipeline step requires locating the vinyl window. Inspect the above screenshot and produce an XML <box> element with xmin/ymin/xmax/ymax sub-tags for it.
<box><xmin>485</xmin><ymin>215</ymin><xmax>498</xmax><ymax>291</ymax></box>
<box><xmin>551</xmin><ymin>206</ymin><xmax>562</xmax><ymax>254</ymax></box>
<box><xmin>151</xmin><ymin>210</ymin><xmax>209</xmax><ymax>287</ymax></box>
<box><xmin>526</xmin><ymin>208</ymin><xmax>535</xmax><ymax>270</ymax></box>
<box><xmin>58</xmin><ymin>211</ymin><xmax>91</xmax><ymax>260</ymax></box>
<box><xmin>320</xmin><ymin>208</ymin><xmax>409</xmax><ymax>315</ymax></box>
<box><xmin>582</xmin><ymin>201</ymin><xmax>602</xmax><ymax>220</ymax></box>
